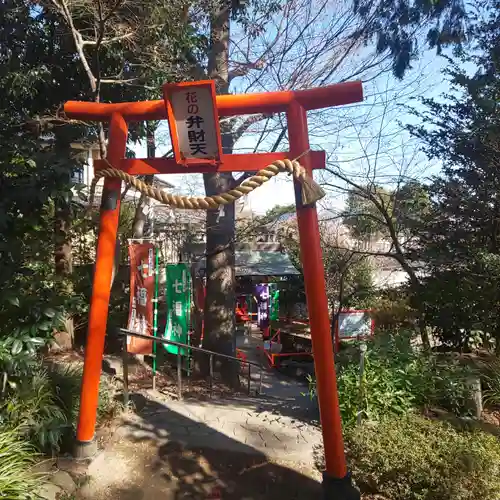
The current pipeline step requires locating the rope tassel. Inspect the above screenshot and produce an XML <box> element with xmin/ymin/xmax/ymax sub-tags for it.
<box><xmin>88</xmin><ymin>158</ymin><xmax>325</xmax><ymax>210</ymax></box>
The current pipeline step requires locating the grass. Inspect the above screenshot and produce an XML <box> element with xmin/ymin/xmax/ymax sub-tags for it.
<box><xmin>0</xmin><ymin>359</ymin><xmax>123</xmax><ymax>498</ymax></box>
<box><xmin>482</xmin><ymin>357</ymin><xmax>500</xmax><ymax>408</ymax></box>
<box><xmin>0</xmin><ymin>429</ymin><xmax>42</xmax><ymax>500</ymax></box>
<box><xmin>1</xmin><ymin>361</ymin><xmax>122</xmax><ymax>454</ymax></box>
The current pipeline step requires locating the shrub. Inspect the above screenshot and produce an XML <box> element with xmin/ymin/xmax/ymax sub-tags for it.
<box><xmin>1</xmin><ymin>368</ymin><xmax>69</xmax><ymax>453</ymax></box>
<box><xmin>0</xmin><ymin>428</ymin><xmax>42</xmax><ymax>499</ymax></box>
<box><xmin>0</xmin><ymin>362</ymin><xmax>122</xmax><ymax>454</ymax></box>
<box><xmin>347</xmin><ymin>414</ymin><xmax>500</xmax><ymax>500</ymax></box>
<box><xmin>410</xmin><ymin>354</ymin><xmax>475</xmax><ymax>416</ymax></box>
<box><xmin>370</xmin><ymin>288</ymin><xmax>416</xmax><ymax>330</ymax></box>
<box><xmin>0</xmin><ymin>333</ymin><xmax>47</xmax><ymax>393</ymax></box>
<box><xmin>47</xmin><ymin>363</ymin><xmax>122</xmax><ymax>423</ymax></box>
<box><xmin>308</xmin><ymin>331</ymin><xmax>476</xmax><ymax>427</ymax></box>
<box><xmin>482</xmin><ymin>357</ymin><xmax>500</xmax><ymax>408</ymax></box>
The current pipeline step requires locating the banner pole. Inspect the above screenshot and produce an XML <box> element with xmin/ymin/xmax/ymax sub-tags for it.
<box><xmin>152</xmin><ymin>243</ymin><xmax>159</xmax><ymax>390</ymax></box>
<box><xmin>187</xmin><ymin>268</ymin><xmax>192</xmax><ymax>377</ymax></box>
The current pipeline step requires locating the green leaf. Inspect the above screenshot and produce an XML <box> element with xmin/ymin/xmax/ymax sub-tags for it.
<box><xmin>11</xmin><ymin>340</ymin><xmax>23</xmax><ymax>356</ymax></box>
<box><xmin>43</xmin><ymin>308</ymin><xmax>56</xmax><ymax>318</ymax></box>
<box><xmin>7</xmin><ymin>296</ymin><xmax>20</xmax><ymax>307</ymax></box>
<box><xmin>29</xmin><ymin>337</ymin><xmax>46</xmax><ymax>345</ymax></box>
<box><xmin>37</xmin><ymin>321</ymin><xmax>51</xmax><ymax>331</ymax></box>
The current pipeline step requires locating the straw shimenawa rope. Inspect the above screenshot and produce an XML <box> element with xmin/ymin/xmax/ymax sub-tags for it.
<box><xmin>89</xmin><ymin>158</ymin><xmax>325</xmax><ymax>210</ymax></box>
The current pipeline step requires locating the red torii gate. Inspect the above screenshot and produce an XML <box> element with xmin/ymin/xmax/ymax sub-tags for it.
<box><xmin>64</xmin><ymin>80</ymin><xmax>363</xmax><ymax>500</ymax></box>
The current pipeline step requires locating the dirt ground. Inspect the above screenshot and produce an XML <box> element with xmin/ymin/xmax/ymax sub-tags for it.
<box><xmin>78</xmin><ymin>440</ymin><xmax>322</xmax><ymax>500</ymax></box>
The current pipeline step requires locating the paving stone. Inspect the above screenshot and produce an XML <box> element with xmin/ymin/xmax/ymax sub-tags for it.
<box><xmin>56</xmin><ymin>456</ymin><xmax>90</xmax><ymax>479</ymax></box>
<box><xmin>32</xmin><ymin>458</ymin><xmax>56</xmax><ymax>475</ymax></box>
<box><xmin>51</xmin><ymin>470</ymin><xmax>77</xmax><ymax>493</ymax></box>
<box><xmin>35</xmin><ymin>482</ymin><xmax>63</xmax><ymax>500</ymax></box>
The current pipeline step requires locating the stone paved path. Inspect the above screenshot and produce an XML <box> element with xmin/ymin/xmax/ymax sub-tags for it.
<box><xmin>79</xmin><ymin>392</ymin><xmax>323</xmax><ymax>499</ymax></box>
<box><xmin>236</xmin><ymin>329</ymin><xmax>315</xmax><ymax>403</ymax></box>
<box><xmin>121</xmin><ymin>390</ymin><xmax>322</xmax><ymax>461</ymax></box>
<box><xmin>79</xmin><ymin>330</ymin><xmax>323</xmax><ymax>498</ymax></box>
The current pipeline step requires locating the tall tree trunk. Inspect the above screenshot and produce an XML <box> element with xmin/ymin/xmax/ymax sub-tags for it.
<box><xmin>55</xmin><ymin>198</ymin><xmax>73</xmax><ymax>277</ymax></box>
<box><xmin>132</xmin><ymin>125</ymin><xmax>155</xmax><ymax>238</ymax></box>
<box><xmin>394</xmin><ymin>253</ymin><xmax>431</xmax><ymax>350</ymax></box>
<box><xmin>202</xmin><ymin>0</ymin><xmax>239</xmax><ymax>387</ymax></box>
<box><xmin>54</xmin><ymin>194</ymin><xmax>74</xmax><ymax>346</ymax></box>
<box><xmin>410</xmin><ymin>281</ymin><xmax>431</xmax><ymax>350</ymax></box>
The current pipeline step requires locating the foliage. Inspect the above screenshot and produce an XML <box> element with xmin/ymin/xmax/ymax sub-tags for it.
<box><xmin>1</xmin><ymin>369</ymin><xmax>68</xmax><ymax>454</ymax></box>
<box><xmin>342</xmin><ymin>182</ymin><xmax>430</xmax><ymax>242</ymax></box>
<box><xmin>0</xmin><ymin>2</ymin><xmax>94</xmax><ymax>348</ymax></box>
<box><xmin>482</xmin><ymin>358</ymin><xmax>500</xmax><ymax>409</ymax></box>
<box><xmin>339</xmin><ymin>180</ymin><xmax>431</xmax><ymax>351</ymax></box>
<box><xmin>0</xmin><ymin>362</ymin><xmax>120</xmax><ymax>455</ymax></box>
<box><xmin>0</xmin><ymin>0</ymin><xmax>205</xmax><ymax>351</ymax></box>
<box><xmin>47</xmin><ymin>363</ymin><xmax>122</xmax><ymax>424</ymax></box>
<box><xmin>343</xmin><ymin>185</ymin><xmax>391</xmax><ymax>239</ymax></box>
<box><xmin>354</xmin><ymin>0</ymin><xmax>468</xmax><ymax>78</ymax></box>
<box><xmin>370</xmin><ymin>288</ymin><xmax>417</xmax><ymax>330</ymax></box>
<box><xmin>321</xmin><ymin>239</ymin><xmax>376</xmax><ymax>312</ymax></box>
<box><xmin>308</xmin><ymin>331</ymin><xmax>475</xmax><ymax>428</ymax></box>
<box><xmin>0</xmin><ymin>429</ymin><xmax>41</xmax><ymax>500</ymax></box>
<box><xmin>0</xmin><ymin>335</ymin><xmax>46</xmax><ymax>391</ymax></box>
<box><xmin>353</xmin><ymin>333</ymin><xmax>474</xmax><ymax>422</ymax></box>
<box><xmin>347</xmin><ymin>414</ymin><xmax>500</xmax><ymax>500</ymax></box>
<box><xmin>408</xmin><ymin>2</ymin><xmax>500</xmax><ymax>351</ymax></box>
<box><xmin>417</xmin><ymin>257</ymin><xmax>500</xmax><ymax>351</ymax></box>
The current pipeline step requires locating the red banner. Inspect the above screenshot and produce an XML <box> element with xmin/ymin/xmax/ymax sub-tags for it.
<box><xmin>127</xmin><ymin>243</ymin><xmax>154</xmax><ymax>354</ymax></box>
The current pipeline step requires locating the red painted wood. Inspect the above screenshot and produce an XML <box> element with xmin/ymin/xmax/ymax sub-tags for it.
<box><xmin>94</xmin><ymin>151</ymin><xmax>326</xmax><ymax>175</ymax></box>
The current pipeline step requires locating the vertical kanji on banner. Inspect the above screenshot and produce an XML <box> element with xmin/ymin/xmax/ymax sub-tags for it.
<box><xmin>127</xmin><ymin>243</ymin><xmax>155</xmax><ymax>354</ymax></box>
<box><xmin>164</xmin><ymin>263</ymin><xmax>191</xmax><ymax>355</ymax></box>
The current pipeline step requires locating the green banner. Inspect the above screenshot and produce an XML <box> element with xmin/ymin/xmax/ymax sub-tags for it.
<box><xmin>164</xmin><ymin>263</ymin><xmax>191</xmax><ymax>355</ymax></box>
<box><xmin>269</xmin><ymin>284</ymin><xmax>279</xmax><ymax>322</ymax></box>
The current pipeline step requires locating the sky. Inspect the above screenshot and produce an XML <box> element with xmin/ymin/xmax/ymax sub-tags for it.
<box><xmin>131</xmin><ymin>41</ymin><xmax>459</xmax><ymax>216</ymax></box>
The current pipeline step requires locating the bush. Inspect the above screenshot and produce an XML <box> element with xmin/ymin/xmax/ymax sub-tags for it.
<box><xmin>47</xmin><ymin>363</ymin><xmax>122</xmax><ymax>423</ymax></box>
<box><xmin>1</xmin><ymin>368</ymin><xmax>68</xmax><ymax>453</ymax></box>
<box><xmin>0</xmin><ymin>362</ymin><xmax>121</xmax><ymax>454</ymax></box>
<box><xmin>410</xmin><ymin>354</ymin><xmax>475</xmax><ymax>416</ymax></box>
<box><xmin>337</xmin><ymin>349</ymin><xmax>417</xmax><ymax>427</ymax></box>
<box><xmin>347</xmin><ymin>414</ymin><xmax>500</xmax><ymax>500</ymax></box>
<box><xmin>307</xmin><ymin>331</ymin><xmax>476</xmax><ymax>427</ymax></box>
<box><xmin>0</xmin><ymin>428</ymin><xmax>42</xmax><ymax>499</ymax></box>
<box><xmin>370</xmin><ymin>288</ymin><xmax>417</xmax><ymax>330</ymax></box>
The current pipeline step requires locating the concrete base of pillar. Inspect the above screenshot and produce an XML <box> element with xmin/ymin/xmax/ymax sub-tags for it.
<box><xmin>322</xmin><ymin>472</ymin><xmax>360</xmax><ymax>500</ymax></box>
<box><xmin>73</xmin><ymin>439</ymin><xmax>97</xmax><ymax>460</ymax></box>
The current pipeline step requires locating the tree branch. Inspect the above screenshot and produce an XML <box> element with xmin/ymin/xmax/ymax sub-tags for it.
<box><xmin>232</xmin><ymin>114</ymin><xmax>269</xmax><ymax>143</ymax></box>
<box><xmin>82</xmin><ymin>31</ymin><xmax>135</xmax><ymax>46</ymax></box>
<box><xmin>51</xmin><ymin>0</ymin><xmax>96</xmax><ymax>92</ymax></box>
